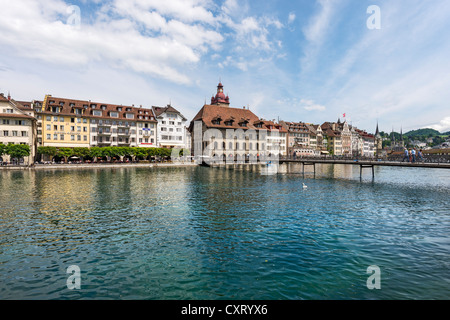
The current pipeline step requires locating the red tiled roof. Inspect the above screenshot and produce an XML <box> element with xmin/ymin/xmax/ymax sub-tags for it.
<box><xmin>41</xmin><ymin>96</ymin><xmax>157</xmax><ymax>122</ymax></box>
<box><xmin>152</xmin><ymin>105</ymin><xmax>187</xmax><ymax>120</ymax></box>
<box><xmin>0</xmin><ymin>113</ymin><xmax>35</xmax><ymax>120</ymax></box>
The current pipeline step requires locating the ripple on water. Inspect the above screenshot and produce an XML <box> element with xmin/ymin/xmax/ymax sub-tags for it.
<box><xmin>0</xmin><ymin>166</ymin><xmax>449</xmax><ymax>299</ymax></box>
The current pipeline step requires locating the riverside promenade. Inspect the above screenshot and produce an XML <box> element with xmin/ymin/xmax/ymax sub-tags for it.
<box><xmin>0</xmin><ymin>162</ymin><xmax>197</xmax><ymax>171</ymax></box>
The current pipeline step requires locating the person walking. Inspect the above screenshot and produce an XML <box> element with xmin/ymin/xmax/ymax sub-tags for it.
<box><xmin>411</xmin><ymin>148</ymin><xmax>416</xmax><ymax>163</ymax></box>
<box><xmin>418</xmin><ymin>149</ymin><xmax>424</xmax><ymax>162</ymax></box>
<box><xmin>402</xmin><ymin>148</ymin><xmax>409</xmax><ymax>162</ymax></box>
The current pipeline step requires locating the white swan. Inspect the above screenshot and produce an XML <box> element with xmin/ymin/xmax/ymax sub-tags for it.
<box><xmin>302</xmin><ymin>183</ymin><xmax>308</xmax><ymax>189</ymax></box>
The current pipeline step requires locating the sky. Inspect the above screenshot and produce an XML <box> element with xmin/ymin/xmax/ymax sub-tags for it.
<box><xmin>1</xmin><ymin>0</ymin><xmax>450</xmax><ymax>134</ymax></box>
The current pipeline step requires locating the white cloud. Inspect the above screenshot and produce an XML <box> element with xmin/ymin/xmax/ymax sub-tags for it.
<box><xmin>301</xmin><ymin>99</ymin><xmax>326</xmax><ymax>111</ymax></box>
<box><xmin>0</xmin><ymin>0</ymin><xmax>222</xmax><ymax>85</ymax></box>
<box><xmin>430</xmin><ymin>117</ymin><xmax>450</xmax><ymax>133</ymax></box>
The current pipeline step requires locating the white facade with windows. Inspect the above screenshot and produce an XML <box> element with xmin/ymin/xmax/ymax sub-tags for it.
<box><xmin>0</xmin><ymin>93</ymin><xmax>36</xmax><ymax>164</ymax></box>
<box><xmin>152</xmin><ymin>105</ymin><xmax>188</xmax><ymax>149</ymax></box>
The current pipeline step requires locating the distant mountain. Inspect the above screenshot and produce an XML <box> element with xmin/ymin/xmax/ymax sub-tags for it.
<box><xmin>404</xmin><ymin>128</ymin><xmax>441</xmax><ymax>138</ymax></box>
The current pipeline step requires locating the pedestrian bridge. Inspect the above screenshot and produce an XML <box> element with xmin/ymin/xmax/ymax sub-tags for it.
<box><xmin>279</xmin><ymin>159</ymin><xmax>450</xmax><ymax>178</ymax></box>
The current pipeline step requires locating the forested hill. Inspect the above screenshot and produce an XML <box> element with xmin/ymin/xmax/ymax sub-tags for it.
<box><xmin>404</xmin><ymin>128</ymin><xmax>443</xmax><ymax>137</ymax></box>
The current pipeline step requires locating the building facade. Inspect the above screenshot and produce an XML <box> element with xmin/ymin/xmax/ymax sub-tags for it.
<box><xmin>152</xmin><ymin>105</ymin><xmax>188</xmax><ymax>149</ymax></box>
<box><xmin>0</xmin><ymin>93</ymin><xmax>36</xmax><ymax>164</ymax></box>
<box><xmin>189</xmin><ymin>83</ymin><xmax>283</xmax><ymax>162</ymax></box>
<box><xmin>38</xmin><ymin>95</ymin><xmax>158</xmax><ymax>150</ymax></box>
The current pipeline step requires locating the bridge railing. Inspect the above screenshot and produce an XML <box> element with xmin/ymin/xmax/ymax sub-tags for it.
<box><xmin>281</xmin><ymin>154</ymin><xmax>450</xmax><ymax>163</ymax></box>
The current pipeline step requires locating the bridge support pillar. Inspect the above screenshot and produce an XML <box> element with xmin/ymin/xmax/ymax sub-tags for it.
<box><xmin>360</xmin><ymin>164</ymin><xmax>374</xmax><ymax>179</ymax></box>
<box><xmin>302</xmin><ymin>162</ymin><xmax>316</xmax><ymax>176</ymax></box>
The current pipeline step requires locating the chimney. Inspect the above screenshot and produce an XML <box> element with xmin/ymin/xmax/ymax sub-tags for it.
<box><xmin>8</xmin><ymin>91</ymin><xmax>11</xmax><ymax>101</ymax></box>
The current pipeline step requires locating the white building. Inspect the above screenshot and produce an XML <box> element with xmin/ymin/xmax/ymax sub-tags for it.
<box><xmin>152</xmin><ymin>105</ymin><xmax>188</xmax><ymax>149</ymax></box>
<box><xmin>0</xmin><ymin>93</ymin><xmax>36</xmax><ymax>164</ymax></box>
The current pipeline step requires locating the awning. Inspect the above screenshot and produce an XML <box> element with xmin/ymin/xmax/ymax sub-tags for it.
<box><xmin>321</xmin><ymin>151</ymin><xmax>329</xmax><ymax>154</ymax></box>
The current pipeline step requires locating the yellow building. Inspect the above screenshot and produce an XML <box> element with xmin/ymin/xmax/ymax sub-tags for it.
<box><xmin>41</xmin><ymin>95</ymin><xmax>90</xmax><ymax>148</ymax></box>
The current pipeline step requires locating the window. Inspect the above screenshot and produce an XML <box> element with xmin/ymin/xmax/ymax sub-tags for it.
<box><xmin>54</xmin><ymin>125</ymin><xmax>58</xmax><ymax>131</ymax></box>
<box><xmin>46</xmin><ymin>116</ymin><xmax>51</xmax><ymax>121</ymax></box>
<box><xmin>125</xmin><ymin>113</ymin><xmax>134</xmax><ymax>119</ymax></box>
<box><xmin>75</xmin><ymin>109</ymin><xmax>82</xmax><ymax>115</ymax></box>
<box><xmin>46</xmin><ymin>125</ymin><xmax>51</xmax><ymax>130</ymax></box>
<box><xmin>83</xmin><ymin>127</ymin><xmax>87</xmax><ymax>132</ymax></box>
<box><xmin>169</xmin><ymin>121</ymin><xmax>175</xmax><ymax>125</ymax></box>
<box><xmin>162</xmin><ymin>121</ymin><xmax>166</xmax><ymax>124</ymax></box>
<box><xmin>12</xmin><ymin>131</ymin><xmax>18</xmax><ymax>137</ymax></box>
<box><xmin>53</xmin><ymin>134</ymin><xmax>57</xmax><ymax>140</ymax></box>
<box><xmin>71</xmin><ymin>126</ymin><xmax>75</xmax><ymax>131</ymax></box>
<box><xmin>77</xmin><ymin>126</ymin><xmax>81</xmax><ymax>132</ymax></box>
<box><xmin>110</xmin><ymin>112</ymin><xmax>119</xmax><ymax>118</ymax></box>
<box><xmin>93</xmin><ymin>110</ymin><xmax>102</xmax><ymax>116</ymax></box>
<box><xmin>2</xmin><ymin>119</ymin><xmax>10</xmax><ymax>125</ymax></box>
<box><xmin>71</xmin><ymin>135</ymin><xmax>75</xmax><ymax>141</ymax></box>
<box><xmin>60</xmin><ymin>125</ymin><xmax>64</xmax><ymax>131</ymax></box>
<box><xmin>60</xmin><ymin>117</ymin><xmax>64</xmax><ymax>122</ymax></box>
<box><xmin>54</xmin><ymin>116</ymin><xmax>58</xmax><ymax>121</ymax></box>
<box><xmin>77</xmin><ymin>135</ymin><xmax>81</xmax><ymax>141</ymax></box>
<box><xmin>46</xmin><ymin>134</ymin><xmax>51</xmax><ymax>140</ymax></box>
<box><xmin>6</xmin><ymin>109</ymin><xmax>14</xmax><ymax>114</ymax></box>
<box><xmin>83</xmin><ymin>135</ymin><xmax>87</xmax><ymax>141</ymax></box>
<box><xmin>60</xmin><ymin>134</ymin><xmax>65</xmax><ymax>140</ymax></box>
<box><xmin>83</xmin><ymin>118</ymin><xmax>87</xmax><ymax>124</ymax></box>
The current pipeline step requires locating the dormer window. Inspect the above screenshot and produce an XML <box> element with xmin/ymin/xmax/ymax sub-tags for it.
<box><xmin>117</xmin><ymin>107</ymin><xmax>122</xmax><ymax>111</ymax></box>
<box><xmin>91</xmin><ymin>104</ymin><xmax>97</xmax><ymax>109</ymax></box>
<box><xmin>101</xmin><ymin>105</ymin><xmax>107</xmax><ymax>110</ymax></box>
<box><xmin>239</xmin><ymin>120</ymin><xmax>249</xmax><ymax>127</ymax></box>
<box><xmin>110</xmin><ymin>111</ymin><xmax>119</xmax><ymax>118</ymax></box>
<box><xmin>92</xmin><ymin>110</ymin><xmax>102</xmax><ymax>116</ymax></box>
<box><xmin>59</xmin><ymin>102</ymin><xmax>64</xmax><ymax>106</ymax></box>
<box><xmin>69</xmin><ymin>103</ymin><xmax>75</xmax><ymax>107</ymax></box>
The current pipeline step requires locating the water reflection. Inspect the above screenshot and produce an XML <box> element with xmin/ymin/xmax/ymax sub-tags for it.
<box><xmin>0</xmin><ymin>165</ymin><xmax>449</xmax><ymax>300</ymax></box>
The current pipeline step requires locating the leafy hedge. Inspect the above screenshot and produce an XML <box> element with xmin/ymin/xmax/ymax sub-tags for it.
<box><xmin>37</xmin><ymin>146</ymin><xmax>186</xmax><ymax>160</ymax></box>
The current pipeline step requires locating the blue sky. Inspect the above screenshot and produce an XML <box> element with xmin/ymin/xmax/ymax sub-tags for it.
<box><xmin>1</xmin><ymin>0</ymin><xmax>450</xmax><ymax>133</ymax></box>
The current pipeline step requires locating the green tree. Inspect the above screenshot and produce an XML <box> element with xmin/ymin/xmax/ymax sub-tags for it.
<box><xmin>38</xmin><ymin>146</ymin><xmax>58</xmax><ymax>157</ymax></box>
<box><xmin>0</xmin><ymin>143</ymin><xmax>6</xmax><ymax>157</ymax></box>
<box><xmin>89</xmin><ymin>147</ymin><xmax>103</xmax><ymax>160</ymax></box>
<box><xmin>72</xmin><ymin>147</ymin><xmax>90</xmax><ymax>160</ymax></box>
<box><xmin>57</xmin><ymin>147</ymin><xmax>73</xmax><ymax>161</ymax></box>
<box><xmin>6</xmin><ymin>144</ymin><xmax>31</xmax><ymax>162</ymax></box>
